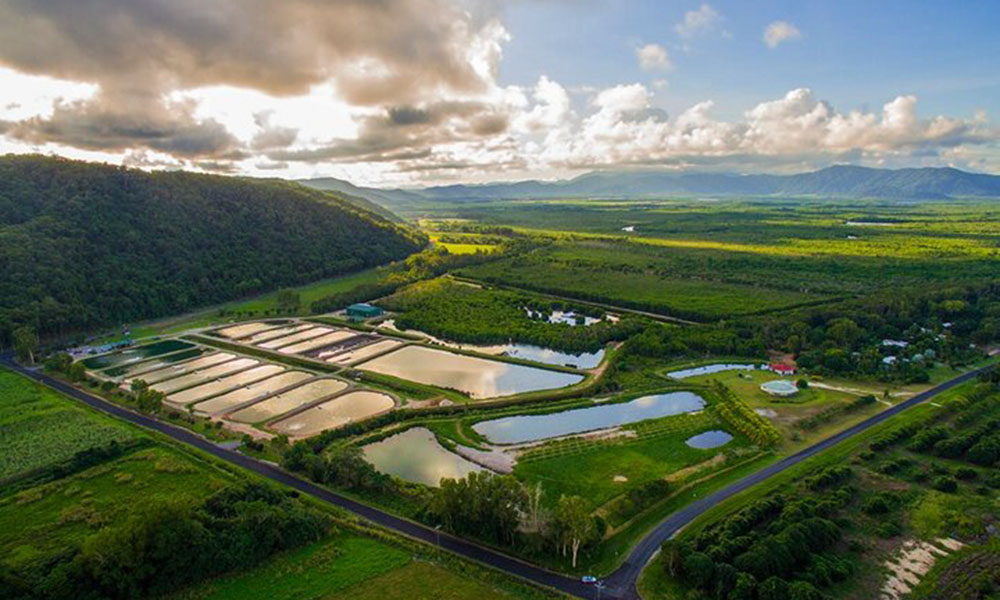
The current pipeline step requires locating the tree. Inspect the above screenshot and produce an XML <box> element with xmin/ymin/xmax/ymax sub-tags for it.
<box><xmin>660</xmin><ymin>539</ymin><xmax>686</xmax><ymax>577</ymax></box>
<box><xmin>525</xmin><ymin>482</ymin><xmax>545</xmax><ymax>532</ymax></box>
<box><xmin>682</xmin><ymin>552</ymin><xmax>716</xmax><ymax>590</ymax></box>
<box><xmin>13</xmin><ymin>326</ymin><xmax>37</xmax><ymax>364</ymax></box>
<box><xmin>68</xmin><ymin>361</ymin><xmax>87</xmax><ymax>382</ymax></box>
<box><xmin>429</xmin><ymin>472</ymin><xmax>527</xmax><ymax>546</ymax></box>
<box><xmin>552</xmin><ymin>495</ymin><xmax>597</xmax><ymax>568</ymax></box>
<box><xmin>757</xmin><ymin>576</ymin><xmax>790</xmax><ymax>600</ymax></box>
<box><xmin>276</xmin><ymin>290</ymin><xmax>301</xmax><ymax>313</ymax></box>
<box><xmin>44</xmin><ymin>352</ymin><xmax>73</xmax><ymax>373</ymax></box>
<box><xmin>731</xmin><ymin>572</ymin><xmax>757</xmax><ymax>600</ymax></box>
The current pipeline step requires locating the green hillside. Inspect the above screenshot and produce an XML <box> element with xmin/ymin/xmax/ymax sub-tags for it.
<box><xmin>0</xmin><ymin>156</ymin><xmax>424</xmax><ymax>341</ymax></box>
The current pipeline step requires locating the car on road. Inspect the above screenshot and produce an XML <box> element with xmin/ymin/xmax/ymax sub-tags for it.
<box><xmin>581</xmin><ymin>575</ymin><xmax>598</xmax><ymax>584</ymax></box>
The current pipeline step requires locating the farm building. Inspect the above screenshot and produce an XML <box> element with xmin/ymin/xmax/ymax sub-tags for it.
<box><xmin>346</xmin><ymin>303</ymin><xmax>384</xmax><ymax>319</ymax></box>
<box><xmin>767</xmin><ymin>363</ymin><xmax>796</xmax><ymax>376</ymax></box>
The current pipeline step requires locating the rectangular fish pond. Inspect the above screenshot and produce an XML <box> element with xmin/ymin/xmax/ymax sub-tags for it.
<box><xmin>192</xmin><ymin>371</ymin><xmax>313</xmax><ymax>415</ymax></box>
<box><xmin>124</xmin><ymin>352</ymin><xmax>238</xmax><ymax>385</ymax></box>
<box><xmin>278</xmin><ymin>330</ymin><xmax>357</xmax><ymax>355</ymax></box>
<box><xmin>81</xmin><ymin>339</ymin><xmax>194</xmax><ymax>370</ymax></box>
<box><xmin>257</xmin><ymin>326</ymin><xmax>333</xmax><ymax>349</ymax></box>
<box><xmin>215</xmin><ymin>321</ymin><xmax>288</xmax><ymax>339</ymax></box>
<box><xmin>150</xmin><ymin>358</ymin><xmax>258</xmax><ymax>394</ymax></box>
<box><xmin>228</xmin><ymin>378</ymin><xmax>349</xmax><ymax>423</ymax></box>
<box><xmin>323</xmin><ymin>339</ymin><xmax>402</xmax><ymax>364</ymax></box>
<box><xmin>100</xmin><ymin>347</ymin><xmax>207</xmax><ymax>378</ymax></box>
<box><xmin>361</xmin><ymin>427</ymin><xmax>485</xmax><ymax>487</ymax></box>
<box><xmin>269</xmin><ymin>391</ymin><xmax>395</xmax><ymax>437</ymax></box>
<box><xmin>165</xmin><ymin>364</ymin><xmax>285</xmax><ymax>407</ymax></box>
<box><xmin>472</xmin><ymin>391</ymin><xmax>707</xmax><ymax>444</ymax></box>
<box><xmin>242</xmin><ymin>324</ymin><xmax>314</xmax><ymax>345</ymax></box>
<box><xmin>356</xmin><ymin>345</ymin><xmax>584</xmax><ymax>399</ymax></box>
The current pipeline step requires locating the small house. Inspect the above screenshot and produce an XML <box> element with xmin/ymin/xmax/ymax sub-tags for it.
<box><xmin>767</xmin><ymin>363</ymin><xmax>796</xmax><ymax>376</ymax></box>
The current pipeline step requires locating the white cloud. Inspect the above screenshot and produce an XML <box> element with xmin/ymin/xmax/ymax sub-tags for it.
<box><xmin>764</xmin><ymin>21</ymin><xmax>802</xmax><ymax>48</ymax></box>
<box><xmin>635</xmin><ymin>44</ymin><xmax>672</xmax><ymax>71</ymax></box>
<box><xmin>675</xmin><ymin>4</ymin><xmax>720</xmax><ymax>38</ymax></box>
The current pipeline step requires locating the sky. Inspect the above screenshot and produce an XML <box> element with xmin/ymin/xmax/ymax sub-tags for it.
<box><xmin>0</xmin><ymin>0</ymin><xmax>997</xmax><ymax>187</ymax></box>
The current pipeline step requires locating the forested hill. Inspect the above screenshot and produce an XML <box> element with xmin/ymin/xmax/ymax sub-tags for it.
<box><xmin>0</xmin><ymin>155</ymin><xmax>424</xmax><ymax>341</ymax></box>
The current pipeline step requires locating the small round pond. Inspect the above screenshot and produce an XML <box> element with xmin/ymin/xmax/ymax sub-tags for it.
<box><xmin>472</xmin><ymin>391</ymin><xmax>706</xmax><ymax>445</ymax></box>
<box><xmin>685</xmin><ymin>430</ymin><xmax>734</xmax><ymax>449</ymax></box>
<box><xmin>760</xmin><ymin>379</ymin><xmax>799</xmax><ymax>397</ymax></box>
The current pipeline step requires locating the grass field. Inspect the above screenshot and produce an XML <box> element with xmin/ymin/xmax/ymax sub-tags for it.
<box><xmin>513</xmin><ymin>413</ymin><xmax>745</xmax><ymax>512</ymax></box>
<box><xmin>1</xmin><ymin>445</ymin><xmax>231</xmax><ymax>569</ymax></box>
<box><xmin>175</xmin><ymin>534</ymin><xmax>524</xmax><ymax>600</ymax></box>
<box><xmin>459</xmin><ymin>243</ymin><xmax>827</xmax><ymax>320</ymax></box>
<box><xmin>0</xmin><ymin>370</ymin><xmax>136</xmax><ymax>481</ymax></box>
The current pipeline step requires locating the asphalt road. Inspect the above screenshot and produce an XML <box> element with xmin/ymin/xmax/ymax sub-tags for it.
<box><xmin>4</xmin><ymin>357</ymin><xmax>991</xmax><ymax>600</ymax></box>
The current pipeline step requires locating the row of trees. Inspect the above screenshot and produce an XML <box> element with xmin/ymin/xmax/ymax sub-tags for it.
<box><xmin>427</xmin><ymin>472</ymin><xmax>599</xmax><ymax>568</ymax></box>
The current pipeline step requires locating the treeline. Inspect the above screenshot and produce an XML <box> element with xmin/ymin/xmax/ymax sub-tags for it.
<box><xmin>0</xmin><ymin>155</ymin><xmax>424</xmax><ymax>344</ymax></box>
<box><xmin>0</xmin><ymin>482</ymin><xmax>330</xmax><ymax>600</ymax></box>
<box><xmin>309</xmin><ymin>248</ymin><xmax>500</xmax><ymax>314</ymax></box>
<box><xmin>621</xmin><ymin>282</ymin><xmax>998</xmax><ymax>383</ymax></box>
<box><xmin>379</xmin><ymin>278</ymin><xmax>642</xmax><ymax>353</ymax></box>
<box><xmin>664</xmin><ymin>483</ymin><xmax>852</xmax><ymax>600</ymax></box>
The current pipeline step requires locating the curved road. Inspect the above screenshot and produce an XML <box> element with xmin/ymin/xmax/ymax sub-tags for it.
<box><xmin>3</xmin><ymin>357</ymin><xmax>991</xmax><ymax>600</ymax></box>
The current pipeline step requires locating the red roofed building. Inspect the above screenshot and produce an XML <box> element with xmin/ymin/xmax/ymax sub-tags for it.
<box><xmin>768</xmin><ymin>363</ymin><xmax>797</xmax><ymax>375</ymax></box>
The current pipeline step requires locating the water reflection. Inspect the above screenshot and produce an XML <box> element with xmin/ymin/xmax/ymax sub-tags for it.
<box><xmin>473</xmin><ymin>392</ymin><xmax>706</xmax><ymax>444</ymax></box>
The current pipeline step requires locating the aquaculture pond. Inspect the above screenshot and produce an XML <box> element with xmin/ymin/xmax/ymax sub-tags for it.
<box><xmin>685</xmin><ymin>430</ymin><xmax>734</xmax><ymax>449</ymax></box>
<box><xmin>228</xmin><ymin>378</ymin><xmax>348</xmax><ymax>423</ymax></box>
<box><xmin>279</xmin><ymin>330</ymin><xmax>356</xmax><ymax>355</ymax></box>
<box><xmin>215</xmin><ymin>321</ymin><xmax>287</xmax><ymax>339</ymax></box>
<box><xmin>243</xmin><ymin>324</ymin><xmax>314</xmax><ymax>345</ymax></box>
<box><xmin>257</xmin><ymin>326</ymin><xmax>332</xmax><ymax>349</ymax></box>
<box><xmin>470</xmin><ymin>343</ymin><xmax>604</xmax><ymax>370</ymax></box>
<box><xmin>473</xmin><ymin>391</ymin><xmax>707</xmax><ymax>444</ymax></box>
<box><xmin>81</xmin><ymin>339</ymin><xmax>194</xmax><ymax>370</ymax></box>
<box><xmin>101</xmin><ymin>348</ymin><xmax>206</xmax><ymax>377</ymax></box>
<box><xmin>377</xmin><ymin>321</ymin><xmax>602</xmax><ymax>369</ymax></box>
<box><xmin>123</xmin><ymin>352</ymin><xmax>237</xmax><ymax>385</ymax></box>
<box><xmin>165</xmin><ymin>364</ymin><xmax>285</xmax><ymax>407</ymax></box>
<box><xmin>150</xmin><ymin>358</ymin><xmax>258</xmax><ymax>394</ymax></box>
<box><xmin>361</xmin><ymin>427</ymin><xmax>485</xmax><ymax>487</ymax></box>
<box><xmin>357</xmin><ymin>345</ymin><xmax>583</xmax><ymax>399</ymax></box>
<box><xmin>192</xmin><ymin>371</ymin><xmax>313</xmax><ymax>415</ymax></box>
<box><xmin>324</xmin><ymin>339</ymin><xmax>402</xmax><ymax>364</ymax></box>
<box><xmin>270</xmin><ymin>391</ymin><xmax>395</xmax><ymax>437</ymax></box>
<box><xmin>667</xmin><ymin>363</ymin><xmax>757</xmax><ymax>379</ymax></box>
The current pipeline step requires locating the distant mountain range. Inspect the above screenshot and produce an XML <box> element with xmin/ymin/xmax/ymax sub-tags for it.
<box><xmin>300</xmin><ymin>165</ymin><xmax>1000</xmax><ymax>212</ymax></box>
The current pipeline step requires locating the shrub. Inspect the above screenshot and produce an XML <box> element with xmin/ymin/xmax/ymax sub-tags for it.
<box><xmin>932</xmin><ymin>476</ymin><xmax>958</xmax><ymax>493</ymax></box>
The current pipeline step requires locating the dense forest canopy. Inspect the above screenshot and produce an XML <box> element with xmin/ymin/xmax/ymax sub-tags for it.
<box><xmin>0</xmin><ymin>155</ymin><xmax>424</xmax><ymax>342</ymax></box>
